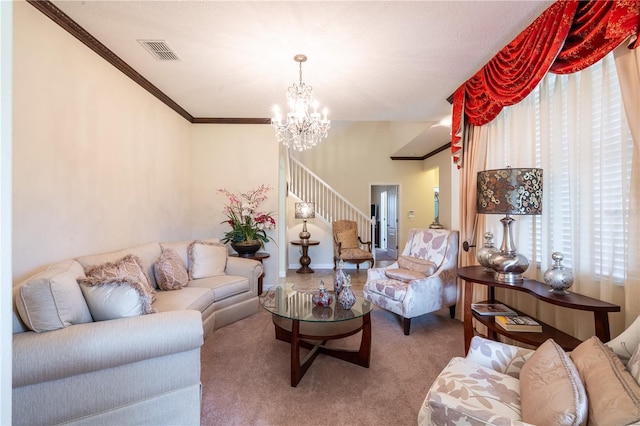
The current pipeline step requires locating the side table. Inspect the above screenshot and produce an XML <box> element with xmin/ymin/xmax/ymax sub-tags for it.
<box><xmin>290</xmin><ymin>240</ymin><xmax>319</xmax><ymax>274</ymax></box>
<box><xmin>230</xmin><ymin>251</ymin><xmax>270</xmax><ymax>295</ymax></box>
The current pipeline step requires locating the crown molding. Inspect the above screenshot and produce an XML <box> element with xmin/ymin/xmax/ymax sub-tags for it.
<box><xmin>390</xmin><ymin>142</ymin><xmax>450</xmax><ymax>161</ymax></box>
<box><xmin>27</xmin><ymin>0</ymin><xmax>270</xmax><ymax>125</ymax></box>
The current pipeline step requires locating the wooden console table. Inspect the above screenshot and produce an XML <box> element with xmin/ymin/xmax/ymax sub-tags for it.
<box><xmin>458</xmin><ymin>265</ymin><xmax>620</xmax><ymax>354</ymax></box>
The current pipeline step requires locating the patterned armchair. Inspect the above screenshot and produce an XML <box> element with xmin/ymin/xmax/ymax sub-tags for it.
<box><xmin>363</xmin><ymin>228</ymin><xmax>458</xmax><ymax>335</ymax></box>
<box><xmin>332</xmin><ymin>220</ymin><xmax>374</xmax><ymax>270</ymax></box>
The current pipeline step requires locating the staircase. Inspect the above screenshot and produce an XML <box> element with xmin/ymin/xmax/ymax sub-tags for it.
<box><xmin>288</xmin><ymin>157</ymin><xmax>374</xmax><ymax>245</ymax></box>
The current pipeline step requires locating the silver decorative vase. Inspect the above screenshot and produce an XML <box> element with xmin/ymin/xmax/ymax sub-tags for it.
<box><xmin>477</xmin><ymin>232</ymin><xmax>499</xmax><ymax>272</ymax></box>
<box><xmin>544</xmin><ymin>252</ymin><xmax>574</xmax><ymax>295</ymax></box>
<box><xmin>337</xmin><ymin>276</ymin><xmax>356</xmax><ymax>310</ymax></box>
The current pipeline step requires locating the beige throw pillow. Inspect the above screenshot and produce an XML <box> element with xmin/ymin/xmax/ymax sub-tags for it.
<box><xmin>85</xmin><ymin>254</ymin><xmax>156</xmax><ymax>301</ymax></box>
<box><xmin>335</xmin><ymin>229</ymin><xmax>359</xmax><ymax>249</ymax></box>
<box><xmin>384</xmin><ymin>268</ymin><xmax>427</xmax><ymax>282</ymax></box>
<box><xmin>188</xmin><ymin>240</ymin><xmax>227</xmax><ymax>280</ymax></box>
<box><xmin>78</xmin><ymin>276</ymin><xmax>155</xmax><ymax>321</ymax></box>
<box><xmin>570</xmin><ymin>336</ymin><xmax>640</xmax><ymax>425</ymax></box>
<box><xmin>520</xmin><ymin>339</ymin><xmax>587</xmax><ymax>425</ymax></box>
<box><xmin>15</xmin><ymin>260</ymin><xmax>93</xmax><ymax>332</ymax></box>
<box><xmin>154</xmin><ymin>249</ymin><xmax>188</xmax><ymax>290</ymax></box>
<box><xmin>398</xmin><ymin>255</ymin><xmax>437</xmax><ymax>275</ymax></box>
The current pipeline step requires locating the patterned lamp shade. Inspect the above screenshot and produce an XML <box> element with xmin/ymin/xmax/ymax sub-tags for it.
<box><xmin>476</xmin><ymin>168</ymin><xmax>543</xmax><ymax>216</ymax></box>
<box><xmin>295</xmin><ymin>202</ymin><xmax>316</xmax><ymax>219</ymax></box>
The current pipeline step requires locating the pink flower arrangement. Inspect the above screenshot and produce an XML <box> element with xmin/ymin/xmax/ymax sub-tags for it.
<box><xmin>217</xmin><ymin>185</ymin><xmax>276</xmax><ymax>247</ymax></box>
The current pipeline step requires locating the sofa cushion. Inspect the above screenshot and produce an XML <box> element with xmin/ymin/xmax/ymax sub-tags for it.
<box><xmin>152</xmin><ymin>286</ymin><xmax>214</xmax><ymax>313</ymax></box>
<box><xmin>188</xmin><ymin>240</ymin><xmax>227</xmax><ymax>279</ymax></box>
<box><xmin>570</xmin><ymin>336</ymin><xmax>640</xmax><ymax>425</ymax></box>
<box><xmin>78</xmin><ymin>276</ymin><xmax>155</xmax><ymax>321</ymax></box>
<box><xmin>423</xmin><ymin>357</ymin><xmax>522</xmax><ymax>424</ymax></box>
<box><xmin>188</xmin><ymin>275</ymin><xmax>250</xmax><ymax>302</ymax></box>
<box><xmin>384</xmin><ymin>268</ymin><xmax>427</xmax><ymax>282</ymax></box>
<box><xmin>85</xmin><ymin>254</ymin><xmax>156</xmax><ymax>301</ymax></box>
<box><xmin>14</xmin><ymin>260</ymin><xmax>93</xmax><ymax>332</ymax></box>
<box><xmin>520</xmin><ymin>339</ymin><xmax>587</xmax><ymax>425</ymax></box>
<box><xmin>75</xmin><ymin>242</ymin><xmax>162</xmax><ymax>289</ymax></box>
<box><xmin>397</xmin><ymin>255</ymin><xmax>437</xmax><ymax>275</ymax></box>
<box><xmin>366</xmin><ymin>278</ymin><xmax>407</xmax><ymax>302</ymax></box>
<box><xmin>405</xmin><ymin>229</ymin><xmax>449</xmax><ymax>267</ymax></box>
<box><xmin>154</xmin><ymin>249</ymin><xmax>188</xmax><ymax>290</ymax></box>
<box><xmin>335</xmin><ymin>228</ymin><xmax>359</xmax><ymax>249</ymax></box>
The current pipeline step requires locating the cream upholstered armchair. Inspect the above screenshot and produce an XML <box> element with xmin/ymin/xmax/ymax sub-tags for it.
<box><xmin>332</xmin><ymin>220</ymin><xmax>374</xmax><ymax>270</ymax></box>
<box><xmin>364</xmin><ymin>228</ymin><xmax>458</xmax><ymax>335</ymax></box>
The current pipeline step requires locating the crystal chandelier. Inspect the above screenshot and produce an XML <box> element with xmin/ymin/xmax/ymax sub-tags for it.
<box><xmin>272</xmin><ymin>54</ymin><xmax>330</xmax><ymax>151</ymax></box>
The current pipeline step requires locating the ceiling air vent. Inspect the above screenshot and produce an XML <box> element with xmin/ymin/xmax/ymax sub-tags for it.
<box><xmin>138</xmin><ymin>40</ymin><xmax>181</xmax><ymax>61</ymax></box>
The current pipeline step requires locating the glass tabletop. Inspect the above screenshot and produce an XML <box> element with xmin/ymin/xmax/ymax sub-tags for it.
<box><xmin>259</xmin><ymin>283</ymin><xmax>372</xmax><ymax>323</ymax></box>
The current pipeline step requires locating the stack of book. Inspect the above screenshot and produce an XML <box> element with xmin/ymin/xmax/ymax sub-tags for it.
<box><xmin>471</xmin><ymin>303</ymin><xmax>517</xmax><ymax>316</ymax></box>
<box><xmin>494</xmin><ymin>315</ymin><xmax>542</xmax><ymax>332</ymax></box>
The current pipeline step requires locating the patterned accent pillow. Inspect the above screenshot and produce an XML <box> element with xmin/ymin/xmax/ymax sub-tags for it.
<box><xmin>335</xmin><ymin>229</ymin><xmax>359</xmax><ymax>249</ymax></box>
<box><xmin>398</xmin><ymin>255</ymin><xmax>437</xmax><ymax>275</ymax></box>
<box><xmin>571</xmin><ymin>336</ymin><xmax>640</xmax><ymax>425</ymax></box>
<box><xmin>85</xmin><ymin>254</ymin><xmax>156</xmax><ymax>302</ymax></box>
<box><xmin>188</xmin><ymin>240</ymin><xmax>227</xmax><ymax>280</ymax></box>
<box><xmin>628</xmin><ymin>345</ymin><xmax>640</xmax><ymax>385</ymax></box>
<box><xmin>607</xmin><ymin>315</ymin><xmax>640</xmax><ymax>364</ymax></box>
<box><xmin>520</xmin><ymin>339</ymin><xmax>587</xmax><ymax>425</ymax></box>
<box><xmin>78</xmin><ymin>276</ymin><xmax>155</xmax><ymax>321</ymax></box>
<box><xmin>154</xmin><ymin>249</ymin><xmax>188</xmax><ymax>290</ymax></box>
<box><xmin>384</xmin><ymin>268</ymin><xmax>427</xmax><ymax>282</ymax></box>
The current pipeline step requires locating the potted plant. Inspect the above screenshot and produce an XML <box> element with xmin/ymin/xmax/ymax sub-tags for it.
<box><xmin>217</xmin><ymin>185</ymin><xmax>276</xmax><ymax>256</ymax></box>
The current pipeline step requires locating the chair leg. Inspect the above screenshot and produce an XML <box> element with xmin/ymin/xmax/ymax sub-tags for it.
<box><xmin>449</xmin><ymin>305</ymin><xmax>456</xmax><ymax>319</ymax></box>
<box><xmin>403</xmin><ymin>317</ymin><xmax>411</xmax><ymax>335</ymax></box>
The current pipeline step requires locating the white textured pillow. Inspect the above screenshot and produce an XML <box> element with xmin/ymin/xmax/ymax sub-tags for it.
<box><xmin>78</xmin><ymin>276</ymin><xmax>155</xmax><ymax>321</ymax></box>
<box><xmin>607</xmin><ymin>315</ymin><xmax>640</xmax><ymax>364</ymax></box>
<box><xmin>628</xmin><ymin>345</ymin><xmax>640</xmax><ymax>385</ymax></box>
<box><xmin>15</xmin><ymin>260</ymin><xmax>93</xmax><ymax>332</ymax></box>
<box><xmin>188</xmin><ymin>240</ymin><xmax>227</xmax><ymax>279</ymax></box>
<box><xmin>520</xmin><ymin>339</ymin><xmax>587</xmax><ymax>425</ymax></box>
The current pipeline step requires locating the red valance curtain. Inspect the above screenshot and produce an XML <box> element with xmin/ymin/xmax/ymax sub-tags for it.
<box><xmin>451</xmin><ymin>0</ymin><xmax>640</xmax><ymax>168</ymax></box>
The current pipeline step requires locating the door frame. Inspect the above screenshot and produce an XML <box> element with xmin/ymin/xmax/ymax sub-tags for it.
<box><xmin>370</xmin><ymin>184</ymin><xmax>400</xmax><ymax>260</ymax></box>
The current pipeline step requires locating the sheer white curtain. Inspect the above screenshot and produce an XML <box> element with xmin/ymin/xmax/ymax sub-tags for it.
<box><xmin>479</xmin><ymin>52</ymin><xmax>636</xmax><ymax>339</ymax></box>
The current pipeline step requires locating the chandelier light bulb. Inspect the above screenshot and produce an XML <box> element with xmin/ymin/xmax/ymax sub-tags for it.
<box><xmin>271</xmin><ymin>54</ymin><xmax>331</xmax><ymax>152</ymax></box>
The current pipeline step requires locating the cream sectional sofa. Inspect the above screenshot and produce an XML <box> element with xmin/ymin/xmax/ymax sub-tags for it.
<box><xmin>419</xmin><ymin>317</ymin><xmax>640</xmax><ymax>425</ymax></box>
<box><xmin>12</xmin><ymin>239</ymin><xmax>263</xmax><ymax>425</ymax></box>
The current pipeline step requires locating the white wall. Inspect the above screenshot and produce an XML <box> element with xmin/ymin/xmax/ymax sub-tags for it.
<box><xmin>12</xmin><ymin>3</ymin><xmax>193</xmax><ymax>282</ymax></box>
<box><xmin>189</xmin><ymin>124</ymin><xmax>279</xmax><ymax>286</ymax></box>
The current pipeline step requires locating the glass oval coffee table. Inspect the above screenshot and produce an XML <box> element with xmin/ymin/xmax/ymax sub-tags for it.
<box><xmin>260</xmin><ymin>283</ymin><xmax>373</xmax><ymax>387</ymax></box>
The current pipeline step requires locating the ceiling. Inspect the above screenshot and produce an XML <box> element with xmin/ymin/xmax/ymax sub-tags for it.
<box><xmin>49</xmin><ymin>0</ymin><xmax>554</xmax><ymax>157</ymax></box>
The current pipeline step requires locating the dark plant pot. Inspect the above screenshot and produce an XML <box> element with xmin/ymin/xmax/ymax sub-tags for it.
<box><xmin>231</xmin><ymin>240</ymin><xmax>262</xmax><ymax>257</ymax></box>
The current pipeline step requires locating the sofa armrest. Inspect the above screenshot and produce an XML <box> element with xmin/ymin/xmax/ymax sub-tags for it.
<box><xmin>225</xmin><ymin>256</ymin><xmax>263</xmax><ymax>295</ymax></box>
<box><xmin>465</xmin><ymin>336</ymin><xmax>534</xmax><ymax>378</ymax></box>
<box><xmin>13</xmin><ymin>310</ymin><xmax>203</xmax><ymax>388</ymax></box>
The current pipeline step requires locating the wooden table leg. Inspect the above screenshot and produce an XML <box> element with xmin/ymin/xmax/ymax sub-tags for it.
<box><xmin>464</xmin><ymin>280</ymin><xmax>474</xmax><ymax>354</ymax></box>
<box><xmin>594</xmin><ymin>311</ymin><xmax>611</xmax><ymax>342</ymax></box>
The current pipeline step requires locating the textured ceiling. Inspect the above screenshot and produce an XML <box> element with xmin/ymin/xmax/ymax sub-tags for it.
<box><xmin>50</xmin><ymin>0</ymin><xmax>554</xmax><ymax>156</ymax></box>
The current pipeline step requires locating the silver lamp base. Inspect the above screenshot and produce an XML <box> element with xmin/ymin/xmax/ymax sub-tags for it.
<box><xmin>299</xmin><ymin>220</ymin><xmax>310</xmax><ymax>241</ymax></box>
<box><xmin>489</xmin><ymin>215</ymin><xmax>530</xmax><ymax>283</ymax></box>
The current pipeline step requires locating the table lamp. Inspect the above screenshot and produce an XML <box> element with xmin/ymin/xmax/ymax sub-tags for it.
<box><xmin>476</xmin><ymin>167</ymin><xmax>543</xmax><ymax>283</ymax></box>
<box><xmin>295</xmin><ymin>202</ymin><xmax>315</xmax><ymax>242</ymax></box>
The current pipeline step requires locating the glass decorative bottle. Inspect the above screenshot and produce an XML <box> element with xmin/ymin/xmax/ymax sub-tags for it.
<box><xmin>312</xmin><ymin>280</ymin><xmax>333</xmax><ymax>307</ymax></box>
<box><xmin>338</xmin><ymin>275</ymin><xmax>356</xmax><ymax>310</ymax></box>
<box><xmin>334</xmin><ymin>259</ymin><xmax>347</xmax><ymax>298</ymax></box>
<box><xmin>544</xmin><ymin>252</ymin><xmax>574</xmax><ymax>295</ymax></box>
<box><xmin>477</xmin><ymin>232</ymin><xmax>499</xmax><ymax>272</ymax></box>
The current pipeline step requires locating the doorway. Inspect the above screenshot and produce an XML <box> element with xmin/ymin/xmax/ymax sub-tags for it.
<box><xmin>371</xmin><ymin>185</ymin><xmax>399</xmax><ymax>261</ymax></box>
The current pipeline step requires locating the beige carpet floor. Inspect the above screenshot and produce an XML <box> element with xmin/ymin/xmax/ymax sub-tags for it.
<box><xmin>200</xmin><ymin>282</ymin><xmax>464</xmax><ymax>426</ymax></box>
